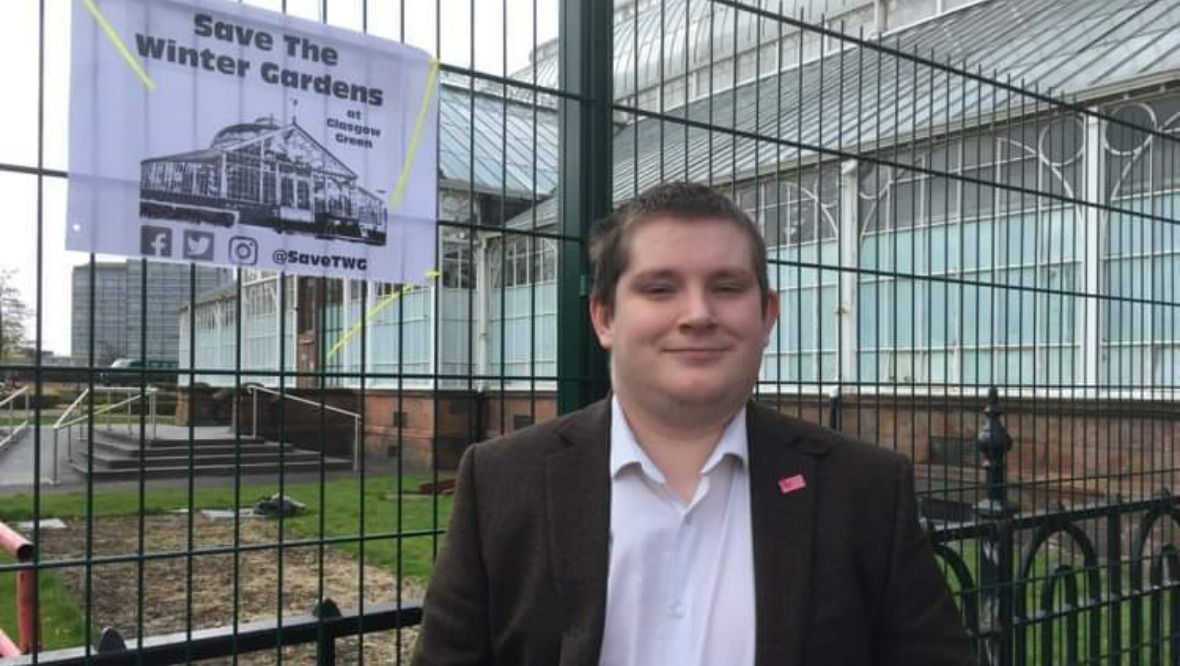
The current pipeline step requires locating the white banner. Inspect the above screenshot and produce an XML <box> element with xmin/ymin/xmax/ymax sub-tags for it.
<box><xmin>68</xmin><ymin>0</ymin><xmax>438</xmax><ymax>283</ymax></box>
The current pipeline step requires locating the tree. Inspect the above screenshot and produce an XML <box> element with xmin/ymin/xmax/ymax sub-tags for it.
<box><xmin>0</xmin><ymin>269</ymin><xmax>33</xmax><ymax>360</ymax></box>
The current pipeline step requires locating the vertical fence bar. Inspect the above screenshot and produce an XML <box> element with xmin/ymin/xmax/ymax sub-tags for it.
<box><xmin>29</xmin><ymin>22</ymin><xmax>47</xmax><ymax>659</ymax></box>
<box><xmin>828</xmin><ymin>387</ymin><xmax>841</xmax><ymax>431</ymax></box>
<box><xmin>556</xmin><ymin>0</ymin><xmax>612</xmax><ymax>414</ymax></box>
<box><xmin>1106</xmin><ymin>503</ymin><xmax>1122</xmax><ymax>666</ymax></box>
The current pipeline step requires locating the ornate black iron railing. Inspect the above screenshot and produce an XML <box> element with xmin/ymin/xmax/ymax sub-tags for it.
<box><xmin>927</xmin><ymin>390</ymin><xmax>1180</xmax><ymax>665</ymax></box>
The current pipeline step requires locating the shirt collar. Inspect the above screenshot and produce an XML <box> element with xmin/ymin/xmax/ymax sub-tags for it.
<box><xmin>609</xmin><ymin>395</ymin><xmax>749</xmax><ymax>483</ymax></box>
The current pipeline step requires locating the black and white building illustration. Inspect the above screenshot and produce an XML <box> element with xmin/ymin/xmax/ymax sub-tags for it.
<box><xmin>139</xmin><ymin>117</ymin><xmax>389</xmax><ymax>245</ymax></box>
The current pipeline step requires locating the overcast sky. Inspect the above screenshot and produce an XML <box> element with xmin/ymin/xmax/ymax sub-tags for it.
<box><xmin>3</xmin><ymin>0</ymin><xmax>558</xmax><ymax>357</ymax></box>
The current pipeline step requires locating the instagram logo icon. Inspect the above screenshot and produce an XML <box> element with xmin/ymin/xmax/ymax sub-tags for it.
<box><xmin>228</xmin><ymin>236</ymin><xmax>259</xmax><ymax>265</ymax></box>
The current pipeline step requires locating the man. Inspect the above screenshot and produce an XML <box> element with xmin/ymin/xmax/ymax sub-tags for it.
<box><xmin>412</xmin><ymin>182</ymin><xmax>974</xmax><ymax>665</ymax></box>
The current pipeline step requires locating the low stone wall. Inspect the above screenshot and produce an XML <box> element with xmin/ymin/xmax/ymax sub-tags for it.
<box><xmin>174</xmin><ymin>385</ymin><xmax>234</xmax><ymax>426</ymax></box>
<box><xmin>177</xmin><ymin>387</ymin><xmax>1179</xmax><ymax>502</ymax></box>
<box><xmin>176</xmin><ymin>387</ymin><xmax>559</xmax><ymax>471</ymax></box>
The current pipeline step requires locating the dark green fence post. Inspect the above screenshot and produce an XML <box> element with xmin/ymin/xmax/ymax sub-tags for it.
<box><xmin>828</xmin><ymin>387</ymin><xmax>843</xmax><ymax>432</ymax></box>
<box><xmin>314</xmin><ymin>598</ymin><xmax>341</xmax><ymax>666</ymax></box>
<box><xmin>556</xmin><ymin>0</ymin><xmax>613</xmax><ymax>414</ymax></box>
<box><xmin>975</xmin><ymin>387</ymin><xmax>1015</xmax><ymax>666</ymax></box>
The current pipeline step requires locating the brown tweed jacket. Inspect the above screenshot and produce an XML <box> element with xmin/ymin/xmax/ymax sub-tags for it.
<box><xmin>412</xmin><ymin>399</ymin><xmax>975</xmax><ymax>665</ymax></box>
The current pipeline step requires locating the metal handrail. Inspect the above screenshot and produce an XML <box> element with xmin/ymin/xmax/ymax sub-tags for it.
<box><xmin>49</xmin><ymin>387</ymin><xmax>159</xmax><ymax>484</ymax></box>
<box><xmin>0</xmin><ymin>386</ymin><xmax>32</xmax><ymax>452</ymax></box>
<box><xmin>51</xmin><ymin>389</ymin><xmax>91</xmax><ymax>431</ymax></box>
<box><xmin>0</xmin><ymin>385</ymin><xmax>31</xmax><ymax>411</ymax></box>
<box><xmin>246</xmin><ymin>385</ymin><xmax>361</xmax><ymax>472</ymax></box>
<box><xmin>246</xmin><ymin>385</ymin><xmax>359</xmax><ymax>418</ymax></box>
<box><xmin>58</xmin><ymin>393</ymin><xmax>155</xmax><ymax>430</ymax></box>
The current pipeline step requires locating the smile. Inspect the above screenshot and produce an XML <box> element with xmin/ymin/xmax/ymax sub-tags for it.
<box><xmin>666</xmin><ymin>348</ymin><xmax>729</xmax><ymax>358</ymax></box>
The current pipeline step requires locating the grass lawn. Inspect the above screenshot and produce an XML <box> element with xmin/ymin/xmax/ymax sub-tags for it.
<box><xmin>0</xmin><ymin>552</ymin><xmax>89</xmax><ymax>651</ymax></box>
<box><xmin>0</xmin><ymin>476</ymin><xmax>454</xmax><ymax>580</ymax></box>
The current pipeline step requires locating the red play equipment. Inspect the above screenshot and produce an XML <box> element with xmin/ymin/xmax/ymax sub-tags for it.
<box><xmin>0</xmin><ymin>521</ymin><xmax>36</xmax><ymax>657</ymax></box>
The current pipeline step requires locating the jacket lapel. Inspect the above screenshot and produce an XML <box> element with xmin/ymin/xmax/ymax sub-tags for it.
<box><xmin>747</xmin><ymin>402</ymin><xmax>829</xmax><ymax>666</ymax></box>
<box><xmin>546</xmin><ymin>399</ymin><xmax>611</xmax><ymax>665</ymax></box>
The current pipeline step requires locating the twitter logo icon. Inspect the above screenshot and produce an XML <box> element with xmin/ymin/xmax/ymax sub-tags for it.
<box><xmin>182</xmin><ymin>230</ymin><xmax>215</xmax><ymax>261</ymax></box>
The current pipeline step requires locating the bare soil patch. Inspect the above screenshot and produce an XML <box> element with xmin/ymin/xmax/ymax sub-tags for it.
<box><xmin>37</xmin><ymin>514</ymin><xmax>423</xmax><ymax>664</ymax></box>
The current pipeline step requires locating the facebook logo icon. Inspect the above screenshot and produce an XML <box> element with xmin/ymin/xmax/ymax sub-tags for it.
<box><xmin>140</xmin><ymin>226</ymin><xmax>173</xmax><ymax>257</ymax></box>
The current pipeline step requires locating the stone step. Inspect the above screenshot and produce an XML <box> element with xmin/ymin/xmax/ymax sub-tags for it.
<box><xmin>95</xmin><ymin>430</ymin><xmax>267</xmax><ymax>449</ymax></box>
<box><xmin>83</xmin><ymin>438</ymin><xmax>295</xmax><ymax>459</ymax></box>
<box><xmin>74</xmin><ymin>448</ymin><xmax>338</xmax><ymax>471</ymax></box>
<box><xmin>68</xmin><ymin>459</ymin><xmax>351</xmax><ymax>481</ymax></box>
<box><xmin>69</xmin><ymin>428</ymin><xmax>354</xmax><ymax>481</ymax></box>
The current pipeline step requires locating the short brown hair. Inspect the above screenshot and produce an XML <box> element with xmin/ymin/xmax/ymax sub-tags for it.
<box><xmin>588</xmin><ymin>181</ymin><xmax>770</xmax><ymax>313</ymax></box>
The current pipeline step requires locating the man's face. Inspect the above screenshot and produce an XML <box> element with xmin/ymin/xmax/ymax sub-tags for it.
<box><xmin>590</xmin><ymin>216</ymin><xmax>779</xmax><ymax>417</ymax></box>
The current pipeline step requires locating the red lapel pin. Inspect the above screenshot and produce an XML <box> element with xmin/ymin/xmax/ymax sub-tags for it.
<box><xmin>778</xmin><ymin>474</ymin><xmax>807</xmax><ymax>495</ymax></box>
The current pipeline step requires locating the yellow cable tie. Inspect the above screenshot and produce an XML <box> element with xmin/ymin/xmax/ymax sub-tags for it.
<box><xmin>325</xmin><ymin>270</ymin><xmax>440</xmax><ymax>360</ymax></box>
<box><xmin>326</xmin><ymin>291</ymin><xmax>399</xmax><ymax>360</ymax></box>
<box><xmin>81</xmin><ymin>0</ymin><xmax>156</xmax><ymax>92</ymax></box>
<box><xmin>387</xmin><ymin>57</ymin><xmax>440</xmax><ymax>212</ymax></box>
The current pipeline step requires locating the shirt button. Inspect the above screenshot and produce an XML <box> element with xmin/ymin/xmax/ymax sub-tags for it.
<box><xmin>670</xmin><ymin>602</ymin><xmax>686</xmax><ymax>618</ymax></box>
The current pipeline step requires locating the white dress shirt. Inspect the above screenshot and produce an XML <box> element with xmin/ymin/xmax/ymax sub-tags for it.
<box><xmin>599</xmin><ymin>397</ymin><xmax>756</xmax><ymax>666</ymax></box>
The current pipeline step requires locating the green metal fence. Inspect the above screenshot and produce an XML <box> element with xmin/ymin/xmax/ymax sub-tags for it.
<box><xmin>1</xmin><ymin>0</ymin><xmax>1179</xmax><ymax>663</ymax></box>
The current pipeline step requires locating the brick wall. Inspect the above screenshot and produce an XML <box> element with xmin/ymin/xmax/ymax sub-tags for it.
<box><xmin>769</xmin><ymin>392</ymin><xmax>1180</xmax><ymax>509</ymax></box>
<box><xmin>177</xmin><ymin>387</ymin><xmax>1179</xmax><ymax>506</ymax></box>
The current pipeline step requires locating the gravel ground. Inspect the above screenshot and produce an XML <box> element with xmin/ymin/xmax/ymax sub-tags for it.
<box><xmin>36</xmin><ymin>514</ymin><xmax>424</xmax><ymax>664</ymax></box>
